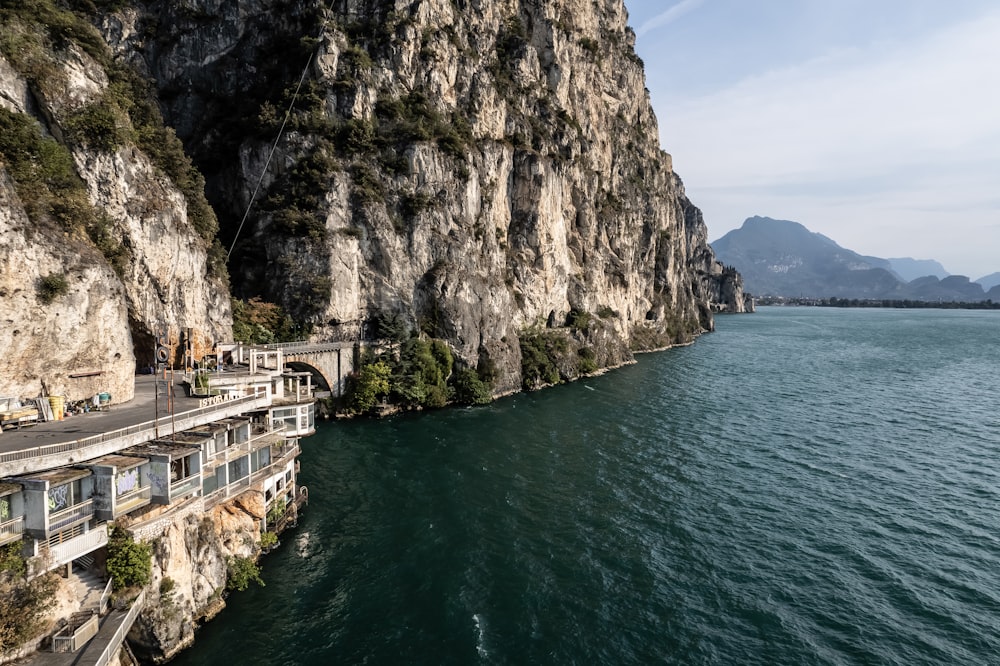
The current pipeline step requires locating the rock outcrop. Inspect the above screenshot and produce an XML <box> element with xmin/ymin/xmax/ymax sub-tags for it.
<box><xmin>0</xmin><ymin>11</ymin><xmax>230</xmax><ymax>403</ymax></box>
<box><xmin>108</xmin><ymin>0</ymin><xmax>747</xmax><ymax>393</ymax></box>
<box><xmin>0</xmin><ymin>0</ymin><xmax>746</xmax><ymax>401</ymax></box>
<box><xmin>121</xmin><ymin>493</ymin><xmax>265</xmax><ymax>663</ymax></box>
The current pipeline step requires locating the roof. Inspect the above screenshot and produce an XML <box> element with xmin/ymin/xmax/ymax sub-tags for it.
<box><xmin>0</xmin><ymin>481</ymin><xmax>22</xmax><ymax>497</ymax></box>
<box><xmin>20</xmin><ymin>467</ymin><xmax>91</xmax><ymax>485</ymax></box>
<box><xmin>124</xmin><ymin>441</ymin><xmax>202</xmax><ymax>458</ymax></box>
<box><xmin>84</xmin><ymin>454</ymin><xmax>147</xmax><ymax>471</ymax></box>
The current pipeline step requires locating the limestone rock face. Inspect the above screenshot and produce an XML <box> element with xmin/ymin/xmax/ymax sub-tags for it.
<box><xmin>111</xmin><ymin>0</ymin><xmax>746</xmax><ymax>393</ymax></box>
<box><xmin>0</xmin><ymin>39</ymin><xmax>230</xmax><ymax>402</ymax></box>
<box><xmin>128</xmin><ymin>494</ymin><xmax>263</xmax><ymax>663</ymax></box>
<box><xmin>0</xmin><ymin>168</ymin><xmax>134</xmax><ymax>401</ymax></box>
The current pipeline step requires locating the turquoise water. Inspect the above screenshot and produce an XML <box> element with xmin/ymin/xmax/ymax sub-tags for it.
<box><xmin>172</xmin><ymin>308</ymin><xmax>1000</xmax><ymax>665</ymax></box>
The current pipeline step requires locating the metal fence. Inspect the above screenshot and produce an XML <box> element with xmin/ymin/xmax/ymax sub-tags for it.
<box><xmin>0</xmin><ymin>395</ymin><xmax>262</xmax><ymax>465</ymax></box>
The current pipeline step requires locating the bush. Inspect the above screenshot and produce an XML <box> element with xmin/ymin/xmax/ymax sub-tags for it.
<box><xmin>452</xmin><ymin>367</ymin><xmax>492</xmax><ymax>405</ymax></box>
<box><xmin>0</xmin><ymin>541</ymin><xmax>26</xmax><ymax>578</ymax></box>
<box><xmin>266</xmin><ymin>497</ymin><xmax>287</xmax><ymax>525</ymax></box>
<box><xmin>226</xmin><ymin>556</ymin><xmax>264</xmax><ymax>592</ymax></box>
<box><xmin>106</xmin><ymin>528</ymin><xmax>151</xmax><ymax>590</ymax></box>
<box><xmin>566</xmin><ymin>309</ymin><xmax>592</xmax><ymax>331</ymax></box>
<box><xmin>0</xmin><ymin>573</ymin><xmax>58</xmax><ymax>653</ymax></box>
<box><xmin>260</xmin><ymin>531</ymin><xmax>278</xmax><ymax>550</ymax></box>
<box><xmin>347</xmin><ymin>360</ymin><xmax>392</xmax><ymax>413</ymax></box>
<box><xmin>159</xmin><ymin>577</ymin><xmax>176</xmax><ymax>596</ymax></box>
<box><xmin>232</xmin><ymin>297</ymin><xmax>297</xmax><ymax>344</ymax></box>
<box><xmin>37</xmin><ymin>273</ymin><xmax>69</xmax><ymax>304</ymax></box>
<box><xmin>520</xmin><ymin>331</ymin><xmax>567</xmax><ymax>389</ymax></box>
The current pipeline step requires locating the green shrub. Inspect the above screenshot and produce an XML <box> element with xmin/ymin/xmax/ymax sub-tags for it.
<box><xmin>0</xmin><ymin>541</ymin><xmax>26</xmax><ymax>577</ymax></box>
<box><xmin>347</xmin><ymin>360</ymin><xmax>392</xmax><ymax>413</ymax></box>
<box><xmin>452</xmin><ymin>367</ymin><xmax>492</xmax><ymax>405</ymax></box>
<box><xmin>226</xmin><ymin>555</ymin><xmax>264</xmax><ymax>592</ymax></box>
<box><xmin>266</xmin><ymin>497</ymin><xmax>287</xmax><ymax>525</ymax></box>
<box><xmin>159</xmin><ymin>576</ymin><xmax>176</xmax><ymax>596</ymax></box>
<box><xmin>520</xmin><ymin>331</ymin><xmax>567</xmax><ymax>389</ymax></box>
<box><xmin>232</xmin><ymin>297</ymin><xmax>298</xmax><ymax>344</ymax></box>
<box><xmin>106</xmin><ymin>528</ymin><xmax>151</xmax><ymax>590</ymax></box>
<box><xmin>578</xmin><ymin>346</ymin><xmax>598</xmax><ymax>374</ymax></box>
<box><xmin>63</xmin><ymin>97</ymin><xmax>130</xmax><ymax>152</ymax></box>
<box><xmin>0</xmin><ymin>572</ymin><xmax>58</xmax><ymax>653</ymax></box>
<box><xmin>566</xmin><ymin>309</ymin><xmax>592</xmax><ymax>331</ymax></box>
<box><xmin>37</xmin><ymin>273</ymin><xmax>69</xmax><ymax>304</ymax></box>
<box><xmin>260</xmin><ymin>531</ymin><xmax>278</xmax><ymax>550</ymax></box>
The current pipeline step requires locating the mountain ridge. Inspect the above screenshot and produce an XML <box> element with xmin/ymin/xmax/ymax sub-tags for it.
<box><xmin>712</xmin><ymin>216</ymin><xmax>997</xmax><ymax>301</ymax></box>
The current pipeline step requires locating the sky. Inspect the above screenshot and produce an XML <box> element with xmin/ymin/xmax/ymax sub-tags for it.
<box><xmin>624</xmin><ymin>0</ymin><xmax>1000</xmax><ymax>279</ymax></box>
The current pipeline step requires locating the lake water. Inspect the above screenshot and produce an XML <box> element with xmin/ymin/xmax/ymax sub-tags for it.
<box><xmin>172</xmin><ymin>307</ymin><xmax>1000</xmax><ymax>665</ymax></box>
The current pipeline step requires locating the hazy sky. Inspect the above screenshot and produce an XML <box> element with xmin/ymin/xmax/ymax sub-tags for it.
<box><xmin>624</xmin><ymin>0</ymin><xmax>1000</xmax><ymax>279</ymax></box>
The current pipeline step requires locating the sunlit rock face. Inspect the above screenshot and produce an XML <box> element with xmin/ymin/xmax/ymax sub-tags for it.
<box><xmin>109</xmin><ymin>0</ymin><xmax>746</xmax><ymax>392</ymax></box>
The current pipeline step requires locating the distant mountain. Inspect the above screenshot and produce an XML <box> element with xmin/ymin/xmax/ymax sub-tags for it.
<box><xmin>888</xmin><ymin>258</ymin><xmax>949</xmax><ymax>282</ymax></box>
<box><xmin>712</xmin><ymin>216</ymin><xmax>990</xmax><ymax>301</ymax></box>
<box><xmin>976</xmin><ymin>272</ymin><xmax>1000</xmax><ymax>291</ymax></box>
<box><xmin>711</xmin><ymin>216</ymin><xmax>901</xmax><ymax>298</ymax></box>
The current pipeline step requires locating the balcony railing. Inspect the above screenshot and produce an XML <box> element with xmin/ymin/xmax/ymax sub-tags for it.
<box><xmin>49</xmin><ymin>499</ymin><xmax>95</xmax><ymax>534</ymax></box>
<box><xmin>46</xmin><ymin>522</ymin><xmax>109</xmax><ymax>570</ymax></box>
<box><xmin>0</xmin><ymin>394</ymin><xmax>263</xmax><ymax>467</ymax></box>
<box><xmin>204</xmin><ymin>424</ymin><xmax>283</xmax><ymax>465</ymax></box>
<box><xmin>169</xmin><ymin>475</ymin><xmax>202</xmax><ymax>500</ymax></box>
<box><xmin>114</xmin><ymin>486</ymin><xmax>152</xmax><ymax>516</ymax></box>
<box><xmin>0</xmin><ymin>516</ymin><xmax>24</xmax><ymax>546</ymax></box>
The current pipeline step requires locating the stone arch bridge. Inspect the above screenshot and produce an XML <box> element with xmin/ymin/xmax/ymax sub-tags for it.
<box><xmin>264</xmin><ymin>341</ymin><xmax>357</xmax><ymax>398</ymax></box>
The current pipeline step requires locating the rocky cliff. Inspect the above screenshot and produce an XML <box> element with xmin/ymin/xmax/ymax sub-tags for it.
<box><xmin>0</xmin><ymin>0</ymin><xmax>745</xmax><ymax>402</ymax></box>
<box><xmin>118</xmin><ymin>493</ymin><xmax>268</xmax><ymax>663</ymax></box>
<box><xmin>0</xmin><ymin>3</ymin><xmax>230</xmax><ymax>403</ymax></box>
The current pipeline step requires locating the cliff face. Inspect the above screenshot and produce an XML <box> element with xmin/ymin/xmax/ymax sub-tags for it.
<box><xmin>0</xmin><ymin>7</ymin><xmax>230</xmax><ymax>403</ymax></box>
<box><xmin>121</xmin><ymin>493</ymin><xmax>265</xmax><ymax>663</ymax></box>
<box><xmin>0</xmin><ymin>0</ymin><xmax>745</xmax><ymax>402</ymax></box>
<box><xmin>105</xmin><ymin>0</ymin><xmax>746</xmax><ymax>393</ymax></box>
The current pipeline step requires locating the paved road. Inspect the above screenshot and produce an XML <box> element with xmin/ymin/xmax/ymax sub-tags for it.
<box><xmin>0</xmin><ymin>375</ymin><xmax>203</xmax><ymax>455</ymax></box>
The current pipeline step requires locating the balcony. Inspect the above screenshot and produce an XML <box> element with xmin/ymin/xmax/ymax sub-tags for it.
<box><xmin>42</xmin><ymin>522</ymin><xmax>109</xmax><ymax>571</ymax></box>
<box><xmin>114</xmin><ymin>486</ymin><xmax>152</xmax><ymax>517</ymax></box>
<box><xmin>49</xmin><ymin>499</ymin><xmax>95</xmax><ymax>534</ymax></box>
<box><xmin>169</xmin><ymin>475</ymin><xmax>202</xmax><ymax>501</ymax></box>
<box><xmin>0</xmin><ymin>516</ymin><xmax>24</xmax><ymax>546</ymax></box>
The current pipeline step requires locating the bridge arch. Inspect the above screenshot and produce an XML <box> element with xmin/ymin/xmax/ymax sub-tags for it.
<box><xmin>284</xmin><ymin>361</ymin><xmax>332</xmax><ymax>394</ymax></box>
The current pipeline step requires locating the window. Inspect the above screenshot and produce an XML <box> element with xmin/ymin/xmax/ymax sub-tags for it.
<box><xmin>170</xmin><ymin>456</ymin><xmax>192</xmax><ymax>482</ymax></box>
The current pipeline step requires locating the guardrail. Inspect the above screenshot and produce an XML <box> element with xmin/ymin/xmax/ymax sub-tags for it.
<box><xmin>0</xmin><ymin>516</ymin><xmax>24</xmax><ymax>545</ymax></box>
<box><xmin>99</xmin><ymin>577</ymin><xmax>113</xmax><ymax>615</ymax></box>
<box><xmin>94</xmin><ymin>588</ymin><xmax>146</xmax><ymax>666</ymax></box>
<box><xmin>262</xmin><ymin>340</ymin><xmax>354</xmax><ymax>353</ymax></box>
<box><xmin>50</xmin><ymin>499</ymin><xmax>95</xmax><ymax>533</ymax></box>
<box><xmin>0</xmin><ymin>395</ymin><xmax>262</xmax><ymax>465</ymax></box>
<box><xmin>52</xmin><ymin>612</ymin><xmax>98</xmax><ymax>652</ymax></box>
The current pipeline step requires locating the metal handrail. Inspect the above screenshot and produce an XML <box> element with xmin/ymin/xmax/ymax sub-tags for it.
<box><xmin>0</xmin><ymin>395</ymin><xmax>263</xmax><ymax>465</ymax></box>
<box><xmin>94</xmin><ymin>589</ymin><xmax>146</xmax><ymax>666</ymax></box>
<box><xmin>99</xmin><ymin>577</ymin><xmax>113</xmax><ymax>615</ymax></box>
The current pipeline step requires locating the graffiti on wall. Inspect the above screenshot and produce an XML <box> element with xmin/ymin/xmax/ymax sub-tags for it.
<box><xmin>148</xmin><ymin>462</ymin><xmax>169</xmax><ymax>495</ymax></box>
<box><xmin>48</xmin><ymin>484</ymin><xmax>70</xmax><ymax>512</ymax></box>
<box><xmin>115</xmin><ymin>468</ymin><xmax>139</xmax><ymax>496</ymax></box>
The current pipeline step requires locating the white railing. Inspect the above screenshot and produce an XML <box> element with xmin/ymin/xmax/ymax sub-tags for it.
<box><xmin>48</xmin><ymin>523</ymin><xmax>108</xmax><ymax>569</ymax></box>
<box><xmin>0</xmin><ymin>394</ymin><xmax>263</xmax><ymax>465</ymax></box>
<box><xmin>0</xmin><ymin>516</ymin><xmax>24</xmax><ymax>545</ymax></box>
<box><xmin>94</xmin><ymin>588</ymin><xmax>146</xmax><ymax>666</ymax></box>
<box><xmin>49</xmin><ymin>499</ymin><xmax>95</xmax><ymax>533</ymax></box>
<box><xmin>169</xmin><ymin>475</ymin><xmax>202</xmax><ymax>500</ymax></box>
<box><xmin>99</xmin><ymin>577</ymin><xmax>113</xmax><ymax>615</ymax></box>
<box><xmin>115</xmin><ymin>486</ymin><xmax>152</xmax><ymax>516</ymax></box>
<box><xmin>51</xmin><ymin>613</ymin><xmax>98</xmax><ymax>652</ymax></box>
